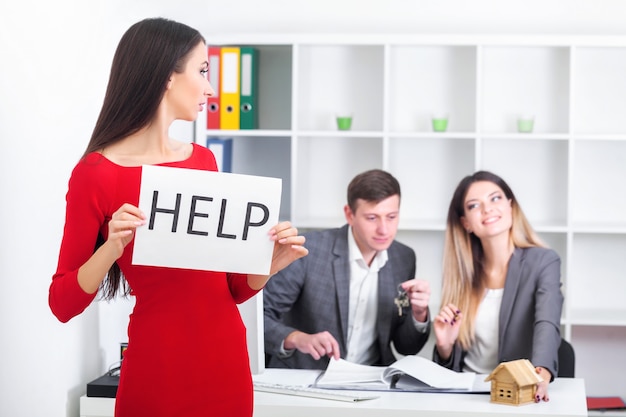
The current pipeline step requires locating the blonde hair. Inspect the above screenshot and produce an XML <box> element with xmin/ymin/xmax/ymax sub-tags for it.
<box><xmin>441</xmin><ymin>171</ymin><xmax>546</xmax><ymax>349</ymax></box>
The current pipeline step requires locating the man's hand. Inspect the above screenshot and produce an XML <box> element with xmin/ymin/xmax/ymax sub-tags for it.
<box><xmin>284</xmin><ymin>330</ymin><xmax>341</xmax><ymax>361</ymax></box>
<box><xmin>400</xmin><ymin>279</ymin><xmax>431</xmax><ymax>322</ymax></box>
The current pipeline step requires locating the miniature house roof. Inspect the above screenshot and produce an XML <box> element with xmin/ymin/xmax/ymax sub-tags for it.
<box><xmin>484</xmin><ymin>359</ymin><xmax>544</xmax><ymax>387</ymax></box>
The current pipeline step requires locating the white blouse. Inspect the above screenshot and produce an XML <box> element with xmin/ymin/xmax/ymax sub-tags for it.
<box><xmin>463</xmin><ymin>288</ymin><xmax>504</xmax><ymax>374</ymax></box>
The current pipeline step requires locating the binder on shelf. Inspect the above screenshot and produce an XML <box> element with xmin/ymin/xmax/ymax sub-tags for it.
<box><xmin>206</xmin><ymin>46</ymin><xmax>221</xmax><ymax>129</ymax></box>
<box><xmin>206</xmin><ymin>137</ymin><xmax>233</xmax><ymax>173</ymax></box>
<box><xmin>220</xmin><ymin>47</ymin><xmax>241</xmax><ymax>130</ymax></box>
<box><xmin>239</xmin><ymin>47</ymin><xmax>258</xmax><ymax>130</ymax></box>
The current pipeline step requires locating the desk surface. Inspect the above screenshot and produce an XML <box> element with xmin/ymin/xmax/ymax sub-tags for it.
<box><xmin>80</xmin><ymin>369</ymin><xmax>588</xmax><ymax>417</ymax></box>
<box><xmin>253</xmin><ymin>369</ymin><xmax>587</xmax><ymax>417</ymax></box>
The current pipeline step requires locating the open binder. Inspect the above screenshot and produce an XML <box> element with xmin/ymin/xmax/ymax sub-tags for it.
<box><xmin>314</xmin><ymin>356</ymin><xmax>490</xmax><ymax>393</ymax></box>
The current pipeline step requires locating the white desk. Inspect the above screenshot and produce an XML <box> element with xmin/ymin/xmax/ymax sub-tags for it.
<box><xmin>80</xmin><ymin>369</ymin><xmax>588</xmax><ymax>417</ymax></box>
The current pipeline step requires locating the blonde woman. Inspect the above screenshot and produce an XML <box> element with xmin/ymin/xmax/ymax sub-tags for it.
<box><xmin>433</xmin><ymin>171</ymin><xmax>563</xmax><ymax>402</ymax></box>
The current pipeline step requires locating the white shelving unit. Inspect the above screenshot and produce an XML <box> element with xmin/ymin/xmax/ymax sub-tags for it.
<box><xmin>195</xmin><ymin>34</ymin><xmax>626</xmax><ymax>398</ymax></box>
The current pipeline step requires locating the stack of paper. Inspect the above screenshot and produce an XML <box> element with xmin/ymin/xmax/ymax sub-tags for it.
<box><xmin>315</xmin><ymin>356</ymin><xmax>490</xmax><ymax>393</ymax></box>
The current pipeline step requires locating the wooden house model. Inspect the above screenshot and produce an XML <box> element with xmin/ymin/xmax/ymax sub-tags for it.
<box><xmin>484</xmin><ymin>359</ymin><xmax>544</xmax><ymax>406</ymax></box>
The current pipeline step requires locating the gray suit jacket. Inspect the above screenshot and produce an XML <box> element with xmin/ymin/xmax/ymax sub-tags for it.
<box><xmin>264</xmin><ymin>224</ymin><xmax>430</xmax><ymax>369</ymax></box>
<box><xmin>433</xmin><ymin>247</ymin><xmax>563</xmax><ymax>379</ymax></box>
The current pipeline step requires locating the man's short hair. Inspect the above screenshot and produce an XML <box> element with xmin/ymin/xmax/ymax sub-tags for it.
<box><xmin>347</xmin><ymin>169</ymin><xmax>401</xmax><ymax>213</ymax></box>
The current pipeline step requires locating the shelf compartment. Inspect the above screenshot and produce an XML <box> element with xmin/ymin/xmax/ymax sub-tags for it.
<box><xmin>572</xmin><ymin>47</ymin><xmax>626</xmax><ymax>135</ymax></box>
<box><xmin>480</xmin><ymin>46</ymin><xmax>570</xmax><ymax>134</ymax></box>
<box><xmin>479</xmin><ymin>138</ymin><xmax>569</xmax><ymax>227</ymax></box>
<box><xmin>296</xmin><ymin>44</ymin><xmax>384</xmax><ymax>131</ymax></box>
<box><xmin>194</xmin><ymin>44</ymin><xmax>292</xmax><ymax>137</ymax></box>
<box><xmin>292</xmin><ymin>135</ymin><xmax>383</xmax><ymax>226</ymax></box>
<box><xmin>570</xmin><ymin>326</ymin><xmax>626</xmax><ymax>397</ymax></box>
<box><xmin>387</xmin><ymin>136</ymin><xmax>475</xmax><ymax>226</ymax></box>
<box><xmin>203</xmin><ymin>135</ymin><xmax>292</xmax><ymax>220</ymax></box>
<box><xmin>569</xmin><ymin>234</ymin><xmax>626</xmax><ymax>314</ymax></box>
<box><xmin>571</xmin><ymin>139</ymin><xmax>626</xmax><ymax>227</ymax></box>
<box><xmin>387</xmin><ymin>45</ymin><xmax>477</xmax><ymax>133</ymax></box>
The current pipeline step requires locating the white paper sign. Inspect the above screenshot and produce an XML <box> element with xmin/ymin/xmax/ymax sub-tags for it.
<box><xmin>132</xmin><ymin>165</ymin><xmax>282</xmax><ymax>275</ymax></box>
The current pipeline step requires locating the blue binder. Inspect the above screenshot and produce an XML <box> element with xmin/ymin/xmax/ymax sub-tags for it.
<box><xmin>206</xmin><ymin>138</ymin><xmax>233</xmax><ymax>173</ymax></box>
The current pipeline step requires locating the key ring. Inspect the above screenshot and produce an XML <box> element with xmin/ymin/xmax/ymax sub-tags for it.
<box><xmin>394</xmin><ymin>284</ymin><xmax>410</xmax><ymax>316</ymax></box>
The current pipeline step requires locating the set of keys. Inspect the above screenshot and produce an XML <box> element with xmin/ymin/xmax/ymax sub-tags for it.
<box><xmin>394</xmin><ymin>284</ymin><xmax>410</xmax><ymax>316</ymax></box>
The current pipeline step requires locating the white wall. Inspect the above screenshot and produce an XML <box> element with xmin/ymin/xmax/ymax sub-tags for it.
<box><xmin>2</xmin><ymin>0</ymin><xmax>626</xmax><ymax>416</ymax></box>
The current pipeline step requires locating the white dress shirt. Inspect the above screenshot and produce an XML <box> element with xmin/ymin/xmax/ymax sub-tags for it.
<box><xmin>345</xmin><ymin>226</ymin><xmax>387</xmax><ymax>364</ymax></box>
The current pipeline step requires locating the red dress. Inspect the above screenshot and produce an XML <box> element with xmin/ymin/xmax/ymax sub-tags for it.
<box><xmin>49</xmin><ymin>144</ymin><xmax>259</xmax><ymax>417</ymax></box>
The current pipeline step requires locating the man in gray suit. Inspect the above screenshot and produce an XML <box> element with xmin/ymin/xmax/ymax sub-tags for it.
<box><xmin>264</xmin><ymin>169</ymin><xmax>431</xmax><ymax>369</ymax></box>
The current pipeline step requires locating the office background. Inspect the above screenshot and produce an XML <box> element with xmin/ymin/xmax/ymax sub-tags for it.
<box><xmin>1</xmin><ymin>0</ymin><xmax>626</xmax><ymax>416</ymax></box>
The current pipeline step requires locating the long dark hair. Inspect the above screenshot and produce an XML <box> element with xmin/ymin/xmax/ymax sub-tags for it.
<box><xmin>90</xmin><ymin>18</ymin><xmax>205</xmax><ymax>300</ymax></box>
<box><xmin>84</xmin><ymin>17</ymin><xmax>205</xmax><ymax>156</ymax></box>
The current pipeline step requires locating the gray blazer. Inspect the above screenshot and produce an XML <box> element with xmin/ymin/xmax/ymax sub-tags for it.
<box><xmin>433</xmin><ymin>247</ymin><xmax>563</xmax><ymax>380</ymax></box>
<box><xmin>264</xmin><ymin>224</ymin><xmax>430</xmax><ymax>369</ymax></box>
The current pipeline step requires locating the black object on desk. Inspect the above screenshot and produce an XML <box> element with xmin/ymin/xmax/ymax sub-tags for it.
<box><xmin>86</xmin><ymin>374</ymin><xmax>119</xmax><ymax>398</ymax></box>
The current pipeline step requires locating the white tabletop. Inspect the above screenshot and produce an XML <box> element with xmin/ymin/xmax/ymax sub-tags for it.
<box><xmin>80</xmin><ymin>369</ymin><xmax>588</xmax><ymax>417</ymax></box>
<box><xmin>252</xmin><ymin>369</ymin><xmax>588</xmax><ymax>417</ymax></box>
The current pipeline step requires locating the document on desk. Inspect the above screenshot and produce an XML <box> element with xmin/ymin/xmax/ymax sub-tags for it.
<box><xmin>314</xmin><ymin>356</ymin><xmax>490</xmax><ymax>393</ymax></box>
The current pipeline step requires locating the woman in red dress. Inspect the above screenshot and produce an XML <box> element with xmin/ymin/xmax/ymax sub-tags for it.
<box><xmin>48</xmin><ymin>18</ymin><xmax>308</xmax><ymax>417</ymax></box>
